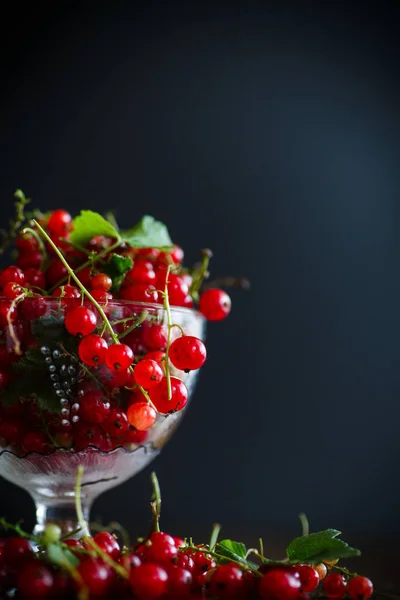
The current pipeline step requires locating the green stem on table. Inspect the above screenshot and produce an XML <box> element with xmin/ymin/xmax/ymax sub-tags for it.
<box><xmin>32</xmin><ymin>220</ymin><xmax>120</xmax><ymax>345</ymax></box>
<box><xmin>163</xmin><ymin>266</ymin><xmax>173</xmax><ymax>401</ymax></box>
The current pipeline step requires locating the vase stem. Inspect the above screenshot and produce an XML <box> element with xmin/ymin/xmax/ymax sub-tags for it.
<box><xmin>33</xmin><ymin>500</ymin><xmax>91</xmax><ymax>538</ymax></box>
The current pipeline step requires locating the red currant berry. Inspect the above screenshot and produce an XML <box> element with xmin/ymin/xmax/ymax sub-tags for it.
<box><xmin>143</xmin><ymin>537</ymin><xmax>178</xmax><ymax>565</ymax></box>
<box><xmin>315</xmin><ymin>563</ymin><xmax>328</xmax><ymax>580</ymax></box>
<box><xmin>158</xmin><ymin>273</ymin><xmax>188</xmax><ymax>306</ymax></box>
<box><xmin>78</xmin><ymin>391</ymin><xmax>110</xmax><ymax>424</ymax></box>
<box><xmin>169</xmin><ymin>336</ymin><xmax>206</xmax><ymax>371</ymax></box>
<box><xmin>149</xmin><ymin>531</ymin><xmax>176</xmax><ymax>546</ymax></box>
<box><xmin>91</xmin><ymin>273</ymin><xmax>112</xmax><ymax>291</ymax></box>
<box><xmin>323</xmin><ymin>573</ymin><xmax>347</xmax><ymax>598</ymax></box>
<box><xmin>76</xmin><ymin>267</ymin><xmax>93</xmax><ymax>288</ymax></box>
<box><xmin>209</xmin><ymin>563</ymin><xmax>246</xmax><ymax>599</ymax></box>
<box><xmin>22</xmin><ymin>431</ymin><xmax>52</xmax><ymax>454</ymax></box>
<box><xmin>17</xmin><ymin>251</ymin><xmax>43</xmax><ymax>270</ymax></box>
<box><xmin>3</xmin><ymin>537</ymin><xmax>34</xmax><ymax>566</ymax></box>
<box><xmin>76</xmin><ymin>557</ymin><xmax>112</xmax><ymax>597</ymax></box>
<box><xmin>0</xmin><ymin>266</ymin><xmax>25</xmax><ymax>288</ymax></box>
<box><xmin>129</xmin><ymin>563</ymin><xmax>168</xmax><ymax>600</ymax></box>
<box><xmin>143</xmin><ymin>323</ymin><xmax>167</xmax><ymax>350</ymax></box>
<box><xmin>119</xmin><ymin>552</ymin><xmax>142</xmax><ymax>571</ymax></box>
<box><xmin>93</xmin><ymin>532</ymin><xmax>120</xmax><ymax>560</ymax></box>
<box><xmin>347</xmin><ymin>576</ymin><xmax>374</xmax><ymax>600</ymax></box>
<box><xmin>90</xmin><ymin>289</ymin><xmax>113</xmax><ymax>304</ymax></box>
<box><xmin>191</xmin><ymin>551</ymin><xmax>216</xmax><ymax>574</ymax></box>
<box><xmin>124</xmin><ymin>427</ymin><xmax>148</xmax><ymax>445</ymax></box>
<box><xmin>134</xmin><ymin>359</ymin><xmax>163</xmax><ymax>389</ymax></box>
<box><xmin>24</xmin><ymin>268</ymin><xmax>46</xmax><ymax>290</ymax></box>
<box><xmin>47</xmin><ymin>209</ymin><xmax>72</xmax><ymax>236</ymax></box>
<box><xmin>127</xmin><ymin>402</ymin><xmax>157</xmax><ymax>431</ymax></box>
<box><xmin>79</xmin><ymin>335</ymin><xmax>108</xmax><ymax>366</ymax></box>
<box><xmin>149</xmin><ymin>376</ymin><xmax>188</xmax><ymax>414</ymax></box>
<box><xmin>297</xmin><ymin>565</ymin><xmax>319</xmax><ymax>592</ymax></box>
<box><xmin>3</xmin><ymin>282</ymin><xmax>24</xmax><ymax>300</ymax></box>
<box><xmin>105</xmin><ymin>343</ymin><xmax>134</xmax><ymax>371</ymax></box>
<box><xmin>65</xmin><ymin>306</ymin><xmax>97</xmax><ymax>336</ymax></box>
<box><xmin>199</xmin><ymin>288</ymin><xmax>231</xmax><ymax>321</ymax></box>
<box><xmin>63</xmin><ymin>539</ymin><xmax>83</xmax><ymax>550</ymax></box>
<box><xmin>167</xmin><ymin>566</ymin><xmax>192</xmax><ymax>597</ymax></box>
<box><xmin>173</xmin><ymin>552</ymin><xmax>194</xmax><ymax>571</ymax></box>
<box><xmin>125</xmin><ymin>260</ymin><xmax>156</xmax><ymax>285</ymax></box>
<box><xmin>73</xmin><ymin>423</ymin><xmax>110</xmax><ymax>452</ymax></box>
<box><xmin>119</xmin><ymin>283</ymin><xmax>159</xmax><ymax>303</ymax></box>
<box><xmin>45</xmin><ymin>261</ymin><xmax>68</xmax><ymax>288</ymax></box>
<box><xmin>159</xmin><ymin>245</ymin><xmax>184</xmax><ymax>264</ymax></box>
<box><xmin>97</xmin><ymin>364</ymin><xmax>133</xmax><ymax>388</ymax></box>
<box><xmin>16</xmin><ymin>560</ymin><xmax>54</xmax><ymax>600</ymax></box>
<box><xmin>102</xmin><ymin>408</ymin><xmax>129</xmax><ymax>438</ymax></box>
<box><xmin>0</xmin><ymin>299</ymin><xmax>17</xmax><ymax>326</ymax></box>
<box><xmin>259</xmin><ymin>568</ymin><xmax>301</xmax><ymax>600</ymax></box>
<box><xmin>52</xmin><ymin>284</ymin><xmax>81</xmax><ymax>309</ymax></box>
<box><xmin>144</xmin><ymin>351</ymin><xmax>166</xmax><ymax>370</ymax></box>
<box><xmin>16</xmin><ymin>233</ymin><xmax>39</xmax><ymax>253</ymax></box>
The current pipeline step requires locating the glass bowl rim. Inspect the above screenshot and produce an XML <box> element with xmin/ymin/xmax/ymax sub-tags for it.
<box><xmin>0</xmin><ymin>297</ymin><xmax>205</xmax><ymax>320</ymax></box>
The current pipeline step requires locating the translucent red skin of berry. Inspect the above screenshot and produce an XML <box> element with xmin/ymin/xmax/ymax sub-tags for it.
<box><xmin>16</xmin><ymin>560</ymin><xmax>55</xmax><ymax>600</ymax></box>
<box><xmin>65</xmin><ymin>306</ymin><xmax>97</xmax><ymax>336</ymax></box>
<box><xmin>323</xmin><ymin>573</ymin><xmax>347</xmax><ymax>598</ymax></box>
<box><xmin>76</xmin><ymin>557</ymin><xmax>113</xmax><ymax>597</ymax></box>
<box><xmin>23</xmin><ymin>268</ymin><xmax>46</xmax><ymax>289</ymax></box>
<box><xmin>142</xmin><ymin>538</ymin><xmax>178</xmax><ymax>565</ymax></box>
<box><xmin>90</xmin><ymin>289</ymin><xmax>113</xmax><ymax>303</ymax></box>
<box><xmin>93</xmin><ymin>532</ymin><xmax>120</xmax><ymax>560</ymax></box>
<box><xmin>129</xmin><ymin>563</ymin><xmax>168</xmax><ymax>600</ymax></box>
<box><xmin>45</xmin><ymin>260</ymin><xmax>68</xmax><ymax>288</ymax></box>
<box><xmin>127</xmin><ymin>401</ymin><xmax>157</xmax><ymax>431</ymax></box>
<box><xmin>52</xmin><ymin>284</ymin><xmax>81</xmax><ymax>309</ymax></box>
<box><xmin>124</xmin><ymin>260</ymin><xmax>156</xmax><ymax>285</ymax></box>
<box><xmin>78</xmin><ymin>335</ymin><xmax>108</xmax><ymax>366</ymax></box>
<box><xmin>119</xmin><ymin>283</ymin><xmax>158</xmax><ymax>303</ymax></box>
<box><xmin>167</xmin><ymin>566</ymin><xmax>193</xmax><ymax>597</ymax></box>
<box><xmin>17</xmin><ymin>251</ymin><xmax>43</xmax><ymax>270</ymax></box>
<box><xmin>259</xmin><ymin>569</ymin><xmax>301</xmax><ymax>600</ymax></box>
<box><xmin>149</xmin><ymin>376</ymin><xmax>188</xmax><ymax>414</ymax></box>
<box><xmin>347</xmin><ymin>576</ymin><xmax>374</xmax><ymax>600</ymax></box>
<box><xmin>78</xmin><ymin>391</ymin><xmax>110</xmax><ymax>424</ymax></box>
<box><xmin>0</xmin><ymin>266</ymin><xmax>25</xmax><ymax>288</ymax></box>
<box><xmin>3</xmin><ymin>282</ymin><xmax>23</xmax><ymax>300</ymax></box>
<box><xmin>169</xmin><ymin>336</ymin><xmax>207</xmax><ymax>371</ymax></box>
<box><xmin>134</xmin><ymin>359</ymin><xmax>164</xmax><ymax>389</ymax></box>
<box><xmin>102</xmin><ymin>408</ymin><xmax>129</xmax><ymax>438</ymax></box>
<box><xmin>209</xmin><ymin>563</ymin><xmax>246</xmax><ymax>599</ymax></box>
<box><xmin>142</xmin><ymin>323</ymin><xmax>167</xmax><ymax>351</ymax></box>
<box><xmin>91</xmin><ymin>273</ymin><xmax>112</xmax><ymax>291</ymax></box>
<box><xmin>47</xmin><ymin>209</ymin><xmax>72</xmax><ymax>236</ymax></box>
<box><xmin>73</xmin><ymin>424</ymin><xmax>111</xmax><ymax>452</ymax></box>
<box><xmin>21</xmin><ymin>431</ymin><xmax>52</xmax><ymax>454</ymax></box>
<box><xmin>296</xmin><ymin>565</ymin><xmax>319</xmax><ymax>592</ymax></box>
<box><xmin>3</xmin><ymin>537</ymin><xmax>34</xmax><ymax>566</ymax></box>
<box><xmin>105</xmin><ymin>343</ymin><xmax>134</xmax><ymax>371</ymax></box>
<box><xmin>118</xmin><ymin>552</ymin><xmax>142</xmax><ymax>571</ymax></box>
<box><xmin>199</xmin><ymin>288</ymin><xmax>232</xmax><ymax>321</ymax></box>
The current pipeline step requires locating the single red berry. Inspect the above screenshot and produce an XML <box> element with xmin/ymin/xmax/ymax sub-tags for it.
<box><xmin>0</xmin><ymin>369</ymin><xmax>12</xmax><ymax>390</ymax></box>
<box><xmin>0</xmin><ymin>299</ymin><xmax>17</xmax><ymax>326</ymax></box>
<box><xmin>78</xmin><ymin>391</ymin><xmax>110</xmax><ymax>424</ymax></box>
<box><xmin>52</xmin><ymin>284</ymin><xmax>81</xmax><ymax>309</ymax></box>
<box><xmin>144</xmin><ymin>350</ymin><xmax>166</xmax><ymax>369</ymax></box>
<box><xmin>73</xmin><ymin>423</ymin><xmax>111</xmax><ymax>452</ymax></box>
<box><xmin>76</xmin><ymin>557</ymin><xmax>113</xmax><ymax>597</ymax></box>
<box><xmin>347</xmin><ymin>576</ymin><xmax>374</xmax><ymax>600</ymax></box>
<box><xmin>91</xmin><ymin>273</ymin><xmax>112</xmax><ymax>291</ymax></box>
<box><xmin>134</xmin><ymin>359</ymin><xmax>164</xmax><ymax>389</ymax></box>
<box><xmin>24</xmin><ymin>268</ymin><xmax>46</xmax><ymax>290</ymax></box>
<box><xmin>142</xmin><ymin>537</ymin><xmax>178</xmax><ymax>565</ymax></box>
<box><xmin>129</xmin><ymin>563</ymin><xmax>168</xmax><ymax>600</ymax></box>
<box><xmin>134</xmin><ymin>247</ymin><xmax>161</xmax><ymax>261</ymax></box>
<box><xmin>16</xmin><ymin>560</ymin><xmax>55</xmax><ymax>600</ymax></box>
<box><xmin>199</xmin><ymin>288</ymin><xmax>231</xmax><ymax>321</ymax></box>
<box><xmin>173</xmin><ymin>552</ymin><xmax>194</xmax><ymax>571</ymax></box>
<box><xmin>3</xmin><ymin>281</ymin><xmax>24</xmax><ymax>300</ymax></box>
<box><xmin>90</xmin><ymin>289</ymin><xmax>113</xmax><ymax>303</ymax></box>
<box><xmin>0</xmin><ymin>417</ymin><xmax>26</xmax><ymax>443</ymax></box>
<box><xmin>173</xmin><ymin>536</ymin><xmax>185</xmax><ymax>548</ymax></box>
<box><xmin>127</xmin><ymin>402</ymin><xmax>157</xmax><ymax>430</ymax></box>
<box><xmin>105</xmin><ymin>343</ymin><xmax>134</xmax><ymax>371</ymax></box>
<box><xmin>159</xmin><ymin>245</ymin><xmax>184</xmax><ymax>264</ymax></box>
<box><xmin>142</xmin><ymin>323</ymin><xmax>167</xmax><ymax>350</ymax></box>
<box><xmin>149</xmin><ymin>376</ymin><xmax>188</xmax><ymax>414</ymax></box>
<box><xmin>17</xmin><ymin>251</ymin><xmax>43</xmax><ymax>270</ymax></box>
<box><xmin>45</xmin><ymin>260</ymin><xmax>68</xmax><ymax>288</ymax></box>
<box><xmin>125</xmin><ymin>260</ymin><xmax>156</xmax><ymax>285</ymax></box>
<box><xmin>76</xmin><ymin>267</ymin><xmax>93</xmax><ymax>288</ymax></box>
<box><xmin>118</xmin><ymin>552</ymin><xmax>142</xmax><ymax>571</ymax></box>
<box><xmin>97</xmin><ymin>364</ymin><xmax>133</xmax><ymax>388</ymax></box>
<box><xmin>0</xmin><ymin>266</ymin><xmax>25</xmax><ymax>288</ymax></box>
<box><xmin>157</xmin><ymin>273</ymin><xmax>188</xmax><ymax>306</ymax></box>
<box><xmin>16</xmin><ymin>232</ymin><xmax>39</xmax><ymax>253</ymax></box>
<box><xmin>22</xmin><ymin>431</ymin><xmax>52</xmax><ymax>454</ymax></box>
<box><xmin>259</xmin><ymin>569</ymin><xmax>301</xmax><ymax>600</ymax></box>
<box><xmin>167</xmin><ymin>566</ymin><xmax>192</xmax><ymax>597</ymax></box>
<box><xmin>169</xmin><ymin>336</ymin><xmax>206</xmax><ymax>371</ymax></box>
<box><xmin>297</xmin><ymin>565</ymin><xmax>319</xmax><ymax>592</ymax></box>
<box><xmin>3</xmin><ymin>537</ymin><xmax>34</xmax><ymax>566</ymax></box>
<box><xmin>323</xmin><ymin>573</ymin><xmax>347</xmax><ymax>598</ymax></box>
<box><xmin>102</xmin><ymin>408</ymin><xmax>129</xmax><ymax>438</ymax></box>
<box><xmin>93</xmin><ymin>532</ymin><xmax>120</xmax><ymax>560</ymax></box>
<box><xmin>47</xmin><ymin>209</ymin><xmax>72</xmax><ymax>236</ymax></box>
<box><xmin>149</xmin><ymin>531</ymin><xmax>176</xmax><ymax>546</ymax></box>
<box><xmin>65</xmin><ymin>306</ymin><xmax>97</xmax><ymax>336</ymax></box>
<box><xmin>79</xmin><ymin>335</ymin><xmax>108</xmax><ymax>366</ymax></box>
<box><xmin>191</xmin><ymin>551</ymin><xmax>216</xmax><ymax>574</ymax></box>
<box><xmin>209</xmin><ymin>563</ymin><xmax>246</xmax><ymax>599</ymax></box>
<box><xmin>119</xmin><ymin>283</ymin><xmax>158</xmax><ymax>303</ymax></box>
<box><xmin>124</xmin><ymin>426</ymin><xmax>148</xmax><ymax>446</ymax></box>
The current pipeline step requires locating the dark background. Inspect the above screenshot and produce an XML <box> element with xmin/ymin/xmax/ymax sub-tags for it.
<box><xmin>1</xmin><ymin>0</ymin><xmax>399</xmax><ymax>584</ymax></box>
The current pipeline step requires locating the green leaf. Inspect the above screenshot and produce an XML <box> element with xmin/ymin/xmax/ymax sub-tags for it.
<box><xmin>70</xmin><ymin>210</ymin><xmax>119</xmax><ymax>247</ymax></box>
<box><xmin>286</xmin><ymin>530</ymin><xmax>361</xmax><ymax>563</ymax></box>
<box><xmin>121</xmin><ymin>215</ymin><xmax>173</xmax><ymax>249</ymax></box>
<box><xmin>102</xmin><ymin>254</ymin><xmax>133</xmax><ymax>292</ymax></box>
<box><xmin>47</xmin><ymin>543</ymin><xmax>80</xmax><ymax>568</ymax></box>
<box><xmin>1</xmin><ymin>372</ymin><xmax>62</xmax><ymax>414</ymax></box>
<box><xmin>216</xmin><ymin>540</ymin><xmax>259</xmax><ymax>569</ymax></box>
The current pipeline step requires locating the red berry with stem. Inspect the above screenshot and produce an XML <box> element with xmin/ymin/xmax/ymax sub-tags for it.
<box><xmin>129</xmin><ymin>563</ymin><xmax>168</xmax><ymax>600</ymax></box>
<box><xmin>199</xmin><ymin>288</ymin><xmax>231</xmax><ymax>321</ymax></box>
<box><xmin>323</xmin><ymin>573</ymin><xmax>347</xmax><ymax>598</ymax></box>
<box><xmin>142</xmin><ymin>537</ymin><xmax>178</xmax><ymax>565</ymax></box>
<box><xmin>76</xmin><ymin>557</ymin><xmax>113</xmax><ymax>597</ymax></box>
<box><xmin>0</xmin><ymin>300</ymin><xmax>17</xmax><ymax>326</ymax></box>
<box><xmin>134</xmin><ymin>359</ymin><xmax>163</xmax><ymax>389</ymax></box>
<box><xmin>16</xmin><ymin>232</ymin><xmax>39</xmax><ymax>253</ymax></box>
<box><xmin>91</xmin><ymin>273</ymin><xmax>112</xmax><ymax>291</ymax></box>
<box><xmin>259</xmin><ymin>569</ymin><xmax>301</xmax><ymax>600</ymax></box>
<box><xmin>120</xmin><ymin>283</ymin><xmax>158</xmax><ymax>303</ymax></box>
<box><xmin>159</xmin><ymin>245</ymin><xmax>184</xmax><ymax>264</ymax></box>
<box><xmin>52</xmin><ymin>284</ymin><xmax>81</xmax><ymax>309</ymax></box>
<box><xmin>125</xmin><ymin>260</ymin><xmax>156</xmax><ymax>285</ymax></box>
<box><xmin>296</xmin><ymin>565</ymin><xmax>319</xmax><ymax>592</ymax></box>
<box><xmin>127</xmin><ymin>402</ymin><xmax>157</xmax><ymax>430</ymax></box>
<box><xmin>169</xmin><ymin>336</ymin><xmax>206</xmax><ymax>371</ymax></box>
<box><xmin>105</xmin><ymin>343</ymin><xmax>134</xmax><ymax>370</ymax></box>
<box><xmin>3</xmin><ymin>282</ymin><xmax>24</xmax><ymax>300</ymax></box>
<box><xmin>149</xmin><ymin>531</ymin><xmax>176</xmax><ymax>546</ymax></box>
<box><xmin>93</xmin><ymin>532</ymin><xmax>120</xmax><ymax>560</ymax></box>
<box><xmin>158</xmin><ymin>273</ymin><xmax>188</xmax><ymax>306</ymax></box>
<box><xmin>16</xmin><ymin>560</ymin><xmax>55</xmax><ymax>600</ymax></box>
<box><xmin>0</xmin><ymin>266</ymin><xmax>25</xmax><ymax>288</ymax></box>
<box><xmin>90</xmin><ymin>289</ymin><xmax>113</xmax><ymax>304</ymax></box>
<box><xmin>24</xmin><ymin>268</ymin><xmax>46</xmax><ymax>290</ymax></box>
<box><xmin>65</xmin><ymin>306</ymin><xmax>97</xmax><ymax>336</ymax></box>
<box><xmin>119</xmin><ymin>552</ymin><xmax>142</xmax><ymax>571</ymax></box>
<box><xmin>347</xmin><ymin>576</ymin><xmax>374</xmax><ymax>600</ymax></box>
<box><xmin>191</xmin><ymin>551</ymin><xmax>216</xmax><ymax>574</ymax></box>
<box><xmin>149</xmin><ymin>376</ymin><xmax>188</xmax><ymax>414</ymax></box>
<box><xmin>143</xmin><ymin>323</ymin><xmax>167</xmax><ymax>350</ymax></box>
<box><xmin>209</xmin><ymin>563</ymin><xmax>246</xmax><ymax>599</ymax></box>
<box><xmin>79</xmin><ymin>335</ymin><xmax>108</xmax><ymax>366</ymax></box>
<box><xmin>144</xmin><ymin>350</ymin><xmax>166</xmax><ymax>370</ymax></box>
<box><xmin>102</xmin><ymin>408</ymin><xmax>129</xmax><ymax>437</ymax></box>
<box><xmin>167</xmin><ymin>566</ymin><xmax>192</xmax><ymax>597</ymax></box>
<box><xmin>3</xmin><ymin>537</ymin><xmax>34</xmax><ymax>566</ymax></box>
<box><xmin>78</xmin><ymin>391</ymin><xmax>110</xmax><ymax>424</ymax></box>
<box><xmin>47</xmin><ymin>209</ymin><xmax>72</xmax><ymax>236</ymax></box>
<box><xmin>76</xmin><ymin>267</ymin><xmax>93</xmax><ymax>288</ymax></box>
<box><xmin>173</xmin><ymin>553</ymin><xmax>195</xmax><ymax>571</ymax></box>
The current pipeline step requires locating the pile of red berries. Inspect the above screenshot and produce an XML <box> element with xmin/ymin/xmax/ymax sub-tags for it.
<box><xmin>0</xmin><ymin>200</ymin><xmax>234</xmax><ymax>455</ymax></box>
<box><xmin>0</xmin><ymin>528</ymin><xmax>374</xmax><ymax>600</ymax></box>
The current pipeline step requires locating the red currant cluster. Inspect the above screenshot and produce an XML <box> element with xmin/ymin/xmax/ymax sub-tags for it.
<box><xmin>0</xmin><ymin>529</ymin><xmax>374</xmax><ymax>600</ymax></box>
<box><xmin>0</xmin><ymin>203</ymin><xmax>234</xmax><ymax>455</ymax></box>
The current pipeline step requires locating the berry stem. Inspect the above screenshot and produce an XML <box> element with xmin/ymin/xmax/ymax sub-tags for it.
<box><xmin>118</xmin><ymin>310</ymin><xmax>149</xmax><ymax>340</ymax></box>
<box><xmin>33</xmin><ymin>220</ymin><xmax>120</xmax><ymax>345</ymax></box>
<box><xmin>330</xmin><ymin>564</ymin><xmax>359</xmax><ymax>579</ymax></box>
<box><xmin>7</xmin><ymin>292</ymin><xmax>28</xmax><ymax>355</ymax></box>
<box><xmin>299</xmin><ymin>512</ymin><xmax>309</xmax><ymax>536</ymax></box>
<box><xmin>163</xmin><ymin>266</ymin><xmax>173</xmax><ymax>401</ymax></box>
<box><xmin>150</xmin><ymin>472</ymin><xmax>161</xmax><ymax>533</ymax></box>
<box><xmin>0</xmin><ymin>189</ymin><xmax>31</xmax><ymax>256</ymax></box>
<box><xmin>190</xmin><ymin>248</ymin><xmax>213</xmax><ymax>300</ymax></box>
<box><xmin>209</xmin><ymin>523</ymin><xmax>221</xmax><ymax>552</ymax></box>
<box><xmin>0</xmin><ymin>517</ymin><xmax>40</xmax><ymax>544</ymax></box>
